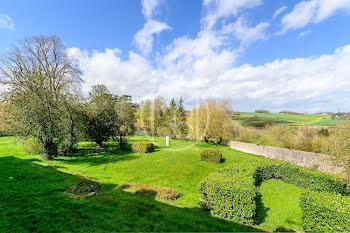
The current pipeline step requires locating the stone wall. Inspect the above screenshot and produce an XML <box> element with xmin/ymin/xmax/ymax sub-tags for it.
<box><xmin>229</xmin><ymin>141</ymin><xmax>344</xmax><ymax>174</ymax></box>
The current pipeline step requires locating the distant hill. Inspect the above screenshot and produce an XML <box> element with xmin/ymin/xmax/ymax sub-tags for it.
<box><xmin>233</xmin><ymin>112</ymin><xmax>345</xmax><ymax>128</ymax></box>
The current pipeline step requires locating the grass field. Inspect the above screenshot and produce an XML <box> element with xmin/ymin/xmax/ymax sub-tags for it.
<box><xmin>259</xmin><ymin>179</ymin><xmax>304</xmax><ymax>232</ymax></box>
<box><xmin>235</xmin><ymin>112</ymin><xmax>344</xmax><ymax>127</ymax></box>
<box><xmin>0</xmin><ymin>136</ymin><xmax>310</xmax><ymax>232</ymax></box>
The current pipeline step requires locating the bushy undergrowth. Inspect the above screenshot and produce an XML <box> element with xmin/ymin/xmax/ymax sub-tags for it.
<box><xmin>21</xmin><ymin>136</ymin><xmax>45</xmax><ymax>154</ymax></box>
<box><xmin>131</xmin><ymin>142</ymin><xmax>154</xmax><ymax>153</ymax></box>
<box><xmin>301</xmin><ymin>190</ymin><xmax>350</xmax><ymax>232</ymax></box>
<box><xmin>200</xmin><ymin>149</ymin><xmax>222</xmax><ymax>163</ymax></box>
<box><xmin>236</xmin><ymin>124</ymin><xmax>331</xmax><ymax>154</ymax></box>
<box><xmin>120</xmin><ymin>183</ymin><xmax>182</xmax><ymax>200</ymax></box>
<box><xmin>200</xmin><ymin>160</ymin><xmax>347</xmax><ymax>225</ymax></box>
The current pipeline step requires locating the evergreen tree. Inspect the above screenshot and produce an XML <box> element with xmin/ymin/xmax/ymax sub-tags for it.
<box><xmin>176</xmin><ymin>97</ymin><xmax>189</xmax><ymax>138</ymax></box>
<box><xmin>165</xmin><ymin>98</ymin><xmax>177</xmax><ymax>137</ymax></box>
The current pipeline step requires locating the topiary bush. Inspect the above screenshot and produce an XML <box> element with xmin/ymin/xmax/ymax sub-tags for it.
<box><xmin>131</xmin><ymin>142</ymin><xmax>154</xmax><ymax>153</ymax></box>
<box><xmin>200</xmin><ymin>149</ymin><xmax>222</xmax><ymax>163</ymax></box>
<box><xmin>201</xmin><ymin>163</ymin><xmax>257</xmax><ymax>224</ymax></box>
<box><xmin>200</xmin><ymin>160</ymin><xmax>348</xmax><ymax>225</ymax></box>
<box><xmin>301</xmin><ymin>190</ymin><xmax>350</xmax><ymax>232</ymax></box>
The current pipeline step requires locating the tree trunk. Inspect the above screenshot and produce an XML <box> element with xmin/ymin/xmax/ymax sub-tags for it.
<box><xmin>96</xmin><ymin>140</ymin><xmax>103</xmax><ymax>148</ymax></box>
<box><xmin>43</xmin><ymin>140</ymin><xmax>56</xmax><ymax>160</ymax></box>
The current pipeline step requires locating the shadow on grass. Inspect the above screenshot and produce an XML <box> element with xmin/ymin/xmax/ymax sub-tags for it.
<box><xmin>254</xmin><ymin>193</ymin><xmax>269</xmax><ymax>225</ymax></box>
<box><xmin>0</xmin><ymin>156</ymin><xmax>262</xmax><ymax>232</ymax></box>
<box><xmin>56</xmin><ymin>144</ymin><xmax>139</xmax><ymax>166</ymax></box>
<box><xmin>275</xmin><ymin>226</ymin><xmax>295</xmax><ymax>232</ymax></box>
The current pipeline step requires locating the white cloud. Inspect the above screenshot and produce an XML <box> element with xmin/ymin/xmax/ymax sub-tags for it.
<box><xmin>298</xmin><ymin>29</ymin><xmax>312</xmax><ymax>38</ymax></box>
<box><xmin>141</xmin><ymin>0</ymin><xmax>159</xmax><ymax>19</ymax></box>
<box><xmin>68</xmin><ymin>48</ymin><xmax>158</xmax><ymax>98</ymax></box>
<box><xmin>70</xmin><ymin>43</ymin><xmax>350</xmax><ymax>112</ymax></box>
<box><xmin>273</xmin><ymin>6</ymin><xmax>287</xmax><ymax>19</ymax></box>
<box><xmin>202</xmin><ymin>0</ymin><xmax>263</xmax><ymax>29</ymax></box>
<box><xmin>0</xmin><ymin>14</ymin><xmax>14</xmax><ymax>30</ymax></box>
<box><xmin>68</xmin><ymin>0</ymin><xmax>350</xmax><ymax>112</ymax></box>
<box><xmin>280</xmin><ymin>0</ymin><xmax>350</xmax><ymax>34</ymax></box>
<box><xmin>134</xmin><ymin>0</ymin><xmax>170</xmax><ymax>56</ymax></box>
<box><xmin>134</xmin><ymin>20</ymin><xmax>171</xmax><ymax>56</ymax></box>
<box><xmin>221</xmin><ymin>17</ymin><xmax>269</xmax><ymax>46</ymax></box>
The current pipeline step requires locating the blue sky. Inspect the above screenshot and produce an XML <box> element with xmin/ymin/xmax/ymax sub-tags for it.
<box><xmin>1</xmin><ymin>0</ymin><xmax>350</xmax><ymax>112</ymax></box>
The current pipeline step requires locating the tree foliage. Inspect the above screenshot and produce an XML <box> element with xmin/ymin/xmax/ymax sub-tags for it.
<box><xmin>325</xmin><ymin>122</ymin><xmax>350</xmax><ymax>189</ymax></box>
<box><xmin>85</xmin><ymin>85</ymin><xmax>119</xmax><ymax>147</ymax></box>
<box><xmin>0</xmin><ymin>35</ymin><xmax>82</xmax><ymax>160</ymax></box>
<box><xmin>136</xmin><ymin>97</ymin><xmax>189</xmax><ymax>138</ymax></box>
<box><xmin>84</xmin><ymin>85</ymin><xmax>135</xmax><ymax>148</ymax></box>
<box><xmin>115</xmin><ymin>95</ymin><xmax>136</xmax><ymax>149</ymax></box>
<box><xmin>190</xmin><ymin>99</ymin><xmax>234</xmax><ymax>144</ymax></box>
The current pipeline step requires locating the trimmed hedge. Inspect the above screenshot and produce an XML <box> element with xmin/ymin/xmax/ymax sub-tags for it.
<box><xmin>301</xmin><ymin>190</ymin><xmax>350</xmax><ymax>232</ymax></box>
<box><xmin>131</xmin><ymin>142</ymin><xmax>154</xmax><ymax>153</ymax></box>
<box><xmin>200</xmin><ymin>149</ymin><xmax>222</xmax><ymax>163</ymax></box>
<box><xmin>200</xmin><ymin>160</ymin><xmax>347</xmax><ymax>225</ymax></box>
<box><xmin>201</xmin><ymin>163</ymin><xmax>257</xmax><ymax>224</ymax></box>
<box><xmin>254</xmin><ymin>163</ymin><xmax>347</xmax><ymax>194</ymax></box>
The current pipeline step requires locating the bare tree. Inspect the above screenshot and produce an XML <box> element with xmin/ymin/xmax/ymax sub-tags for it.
<box><xmin>0</xmin><ymin>35</ymin><xmax>82</xmax><ymax>160</ymax></box>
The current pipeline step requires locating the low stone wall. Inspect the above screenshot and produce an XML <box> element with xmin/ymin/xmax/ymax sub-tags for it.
<box><xmin>229</xmin><ymin>141</ymin><xmax>344</xmax><ymax>174</ymax></box>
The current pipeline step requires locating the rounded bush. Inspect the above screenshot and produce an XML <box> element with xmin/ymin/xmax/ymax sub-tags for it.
<box><xmin>131</xmin><ymin>142</ymin><xmax>154</xmax><ymax>153</ymax></box>
<box><xmin>200</xmin><ymin>148</ymin><xmax>222</xmax><ymax>163</ymax></box>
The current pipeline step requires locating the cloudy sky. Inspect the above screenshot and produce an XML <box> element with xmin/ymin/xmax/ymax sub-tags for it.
<box><xmin>1</xmin><ymin>0</ymin><xmax>350</xmax><ymax>112</ymax></box>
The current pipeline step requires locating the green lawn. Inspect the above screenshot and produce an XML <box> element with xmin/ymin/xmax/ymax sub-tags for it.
<box><xmin>0</xmin><ymin>135</ymin><xmax>314</xmax><ymax>231</ymax></box>
<box><xmin>237</xmin><ymin>112</ymin><xmax>343</xmax><ymax>127</ymax></box>
<box><xmin>258</xmin><ymin>179</ymin><xmax>304</xmax><ymax>232</ymax></box>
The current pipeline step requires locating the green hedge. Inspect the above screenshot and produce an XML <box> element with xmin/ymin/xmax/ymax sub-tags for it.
<box><xmin>201</xmin><ymin>163</ymin><xmax>257</xmax><ymax>224</ymax></box>
<box><xmin>131</xmin><ymin>142</ymin><xmax>154</xmax><ymax>153</ymax></box>
<box><xmin>200</xmin><ymin>160</ymin><xmax>347</xmax><ymax>225</ymax></box>
<box><xmin>301</xmin><ymin>190</ymin><xmax>350</xmax><ymax>232</ymax></box>
<box><xmin>254</xmin><ymin>163</ymin><xmax>347</xmax><ymax>194</ymax></box>
<box><xmin>200</xmin><ymin>149</ymin><xmax>222</xmax><ymax>163</ymax></box>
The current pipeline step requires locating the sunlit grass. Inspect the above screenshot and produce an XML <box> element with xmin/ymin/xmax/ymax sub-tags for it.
<box><xmin>0</xmin><ymin>136</ymin><xmax>311</xmax><ymax>231</ymax></box>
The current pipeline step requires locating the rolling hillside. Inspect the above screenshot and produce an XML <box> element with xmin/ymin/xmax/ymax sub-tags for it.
<box><xmin>233</xmin><ymin>112</ymin><xmax>345</xmax><ymax>128</ymax></box>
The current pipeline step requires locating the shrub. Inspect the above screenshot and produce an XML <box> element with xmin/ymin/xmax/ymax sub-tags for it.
<box><xmin>200</xmin><ymin>149</ymin><xmax>222</xmax><ymax>163</ymax></box>
<box><xmin>200</xmin><ymin>160</ymin><xmax>347</xmax><ymax>224</ymax></box>
<box><xmin>301</xmin><ymin>190</ymin><xmax>350</xmax><ymax>232</ymax></box>
<box><xmin>131</xmin><ymin>142</ymin><xmax>154</xmax><ymax>153</ymax></box>
<box><xmin>265</xmin><ymin>124</ymin><xmax>296</xmax><ymax>149</ymax></box>
<box><xmin>255</xmin><ymin>110</ymin><xmax>270</xmax><ymax>113</ymax></box>
<box><xmin>318</xmin><ymin>128</ymin><xmax>330</xmax><ymax>137</ymax></box>
<box><xmin>201</xmin><ymin>163</ymin><xmax>257</xmax><ymax>224</ymax></box>
<box><xmin>295</xmin><ymin>126</ymin><xmax>317</xmax><ymax>152</ymax></box>
<box><xmin>120</xmin><ymin>183</ymin><xmax>182</xmax><ymax>200</ymax></box>
<box><xmin>21</xmin><ymin>136</ymin><xmax>44</xmax><ymax>154</ymax></box>
<box><xmin>248</xmin><ymin>121</ymin><xmax>266</xmax><ymax>127</ymax></box>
